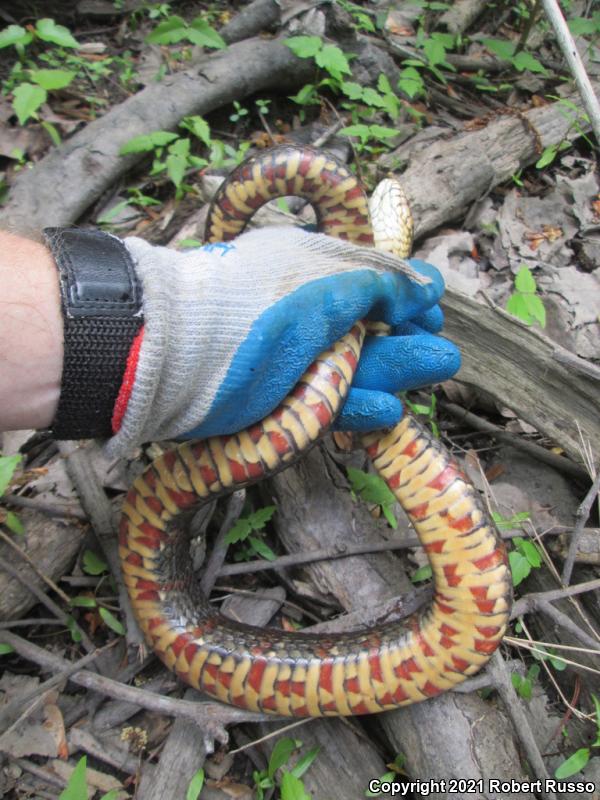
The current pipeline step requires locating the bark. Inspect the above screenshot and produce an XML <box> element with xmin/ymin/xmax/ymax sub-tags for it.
<box><xmin>0</xmin><ymin>508</ymin><xmax>84</xmax><ymax>620</ymax></box>
<box><xmin>441</xmin><ymin>290</ymin><xmax>600</xmax><ymax>464</ymax></box>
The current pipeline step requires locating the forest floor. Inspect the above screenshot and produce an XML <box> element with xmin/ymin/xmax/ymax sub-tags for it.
<box><xmin>0</xmin><ymin>1</ymin><xmax>599</xmax><ymax>799</ymax></box>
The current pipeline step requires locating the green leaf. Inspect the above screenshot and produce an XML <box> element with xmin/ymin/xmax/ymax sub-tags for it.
<box><xmin>0</xmin><ymin>643</ymin><xmax>15</xmax><ymax>655</ymax></box>
<box><xmin>523</xmin><ymin>293</ymin><xmax>546</xmax><ymax>328</ymax></box>
<box><xmin>290</xmin><ymin>746</ymin><xmax>320</xmax><ymax>778</ymax></box>
<box><xmin>58</xmin><ymin>755</ymin><xmax>87</xmax><ymax>800</ymax></box>
<box><xmin>512</xmin><ymin>51</ymin><xmax>546</xmax><ymax>74</ymax></box>
<box><xmin>119</xmin><ymin>131</ymin><xmax>179</xmax><ymax>154</ymax></box>
<box><xmin>99</xmin><ymin>606</ymin><xmax>125</xmax><ymax>635</ymax></box>
<box><xmin>178</xmin><ymin>238</ymin><xmax>203</xmax><ymax>249</ymax></box>
<box><xmin>226</xmin><ymin>518</ymin><xmax>252</xmax><ymax>544</ymax></box>
<box><xmin>483</xmin><ymin>38</ymin><xmax>516</xmax><ymax>60</ymax></box>
<box><xmin>100</xmin><ymin>791</ymin><xmax>120</xmax><ymax>800</ymax></box>
<box><xmin>361</xmin><ymin>88</ymin><xmax>386</xmax><ymax>108</ymax></box>
<box><xmin>423</xmin><ymin>38</ymin><xmax>446</xmax><ymax>67</ymax></box>
<box><xmin>341</xmin><ymin>80</ymin><xmax>364</xmax><ymax>100</ymax></box>
<box><xmin>568</xmin><ymin>16</ymin><xmax>600</xmax><ymax>35</ymax></box>
<box><xmin>83</xmin><ymin>549</ymin><xmax>108</xmax><ymax>575</ymax></box>
<box><xmin>506</xmin><ymin>292</ymin><xmax>531</xmax><ymax>325</ymax></box>
<box><xmin>166</xmin><ymin>137</ymin><xmax>190</xmax><ymax>186</ymax></box>
<box><xmin>248</xmin><ymin>505</ymin><xmax>276</xmax><ymax>530</ymax></box>
<box><xmin>377</xmin><ymin>73</ymin><xmax>393</xmax><ymax>95</ymax></box>
<box><xmin>268</xmin><ymin>738</ymin><xmax>296</xmax><ymax>778</ymax></box>
<box><xmin>186</xmin><ymin>768</ymin><xmax>205</xmax><ymax>800</ymax></box>
<box><xmin>339</xmin><ymin>123</ymin><xmax>370</xmax><ymax>143</ymax></box>
<box><xmin>248</xmin><ymin>535</ymin><xmax>276</xmax><ymax>561</ymax></box>
<box><xmin>12</xmin><ymin>83</ymin><xmax>46</xmax><ymax>125</ymax></box>
<box><xmin>0</xmin><ymin>454</ymin><xmax>21</xmax><ymax>497</ymax></box>
<box><xmin>36</xmin><ymin>18</ymin><xmax>80</xmax><ymax>49</ymax></box>
<box><xmin>30</xmin><ymin>68</ymin><xmax>75</xmax><ymax>90</ymax></box>
<box><xmin>5</xmin><ymin>511</ymin><xmax>24</xmax><ymax>535</ymax></box>
<box><xmin>41</xmin><ymin>120</ymin><xmax>62</xmax><ymax>146</ymax></box>
<box><xmin>518</xmin><ymin>539</ymin><xmax>542</xmax><ymax>567</ymax></box>
<box><xmin>315</xmin><ymin>44</ymin><xmax>351</xmax><ymax>79</ymax></box>
<box><xmin>368</xmin><ymin>124</ymin><xmax>399</xmax><ymax>140</ymax></box>
<box><xmin>347</xmin><ymin>467</ymin><xmax>395</xmax><ymax>507</ymax></box>
<box><xmin>412</xmin><ymin>564</ymin><xmax>433</xmax><ymax>583</ymax></box>
<box><xmin>592</xmin><ymin>694</ymin><xmax>600</xmax><ymax>746</ymax></box>
<box><xmin>284</xmin><ymin>36</ymin><xmax>323</xmax><ymax>59</ymax></box>
<box><xmin>536</xmin><ymin>144</ymin><xmax>558</xmax><ymax>169</ymax></box>
<box><xmin>289</xmin><ymin>84</ymin><xmax>319</xmax><ymax>105</ymax></box>
<box><xmin>66</xmin><ymin>615</ymin><xmax>82</xmax><ymax>643</ymax></box>
<box><xmin>0</xmin><ymin>25</ymin><xmax>32</xmax><ymax>49</ymax></box>
<box><xmin>381</xmin><ymin>504</ymin><xmax>398</xmax><ymax>529</ymax></box>
<box><xmin>146</xmin><ymin>15</ymin><xmax>189</xmax><ymax>44</ymax></box>
<box><xmin>398</xmin><ymin>67</ymin><xmax>425</xmax><ymax>99</ymax></box>
<box><xmin>97</xmin><ymin>199</ymin><xmax>131</xmax><ymax>224</ymax></box>
<box><xmin>280</xmin><ymin>771</ymin><xmax>311</xmax><ymax>800</ymax></box>
<box><xmin>188</xmin><ymin>17</ymin><xmax>226</xmax><ymax>49</ymax></box>
<box><xmin>182</xmin><ymin>115</ymin><xmax>211</xmax><ymax>147</ymax></box>
<box><xmin>71</xmin><ymin>595</ymin><xmax>97</xmax><ymax>608</ymax></box>
<box><xmin>554</xmin><ymin>747</ymin><xmax>590</xmax><ymax>779</ymax></box>
<box><xmin>509</xmin><ymin>550</ymin><xmax>531</xmax><ymax>587</ymax></box>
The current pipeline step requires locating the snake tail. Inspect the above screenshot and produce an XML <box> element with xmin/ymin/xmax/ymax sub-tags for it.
<box><xmin>120</xmin><ymin>145</ymin><xmax>512</xmax><ymax>717</ymax></box>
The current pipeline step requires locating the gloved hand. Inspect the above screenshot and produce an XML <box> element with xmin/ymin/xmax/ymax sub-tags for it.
<box><xmin>107</xmin><ymin>226</ymin><xmax>459</xmax><ymax>456</ymax></box>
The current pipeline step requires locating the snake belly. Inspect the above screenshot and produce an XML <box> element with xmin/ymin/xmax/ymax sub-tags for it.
<box><xmin>119</xmin><ymin>145</ymin><xmax>512</xmax><ymax>717</ymax></box>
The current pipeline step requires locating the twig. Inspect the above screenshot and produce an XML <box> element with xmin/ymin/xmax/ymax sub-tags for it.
<box><xmin>0</xmin><ymin>631</ymin><xmax>274</xmax><ymax>745</ymax></box>
<box><xmin>0</xmin><ymin>640</ymin><xmax>117</xmax><ymax>738</ymax></box>
<box><xmin>562</xmin><ymin>470</ymin><xmax>600</xmax><ymax>585</ymax></box>
<box><xmin>0</xmin><ymin>528</ymin><xmax>71</xmax><ymax>604</ymax></box>
<box><xmin>217</xmin><ymin>527</ymin><xmax>535</xmax><ymax>578</ymax></box>
<box><xmin>440</xmin><ymin>401</ymin><xmax>588</xmax><ymax>481</ymax></box>
<box><xmin>485</xmin><ymin>651</ymin><xmax>558</xmax><ymax>800</ymax></box>
<box><xmin>3</xmin><ymin>492</ymin><xmax>86</xmax><ymax>520</ymax></box>
<box><xmin>540</xmin><ymin>0</ymin><xmax>600</xmax><ymax>146</ymax></box>
<box><xmin>0</xmin><ymin>554</ymin><xmax>95</xmax><ymax>653</ymax></box>
<box><xmin>512</xmin><ymin>577</ymin><xmax>600</xmax><ymax>613</ymax></box>
<box><xmin>200</xmin><ymin>490</ymin><xmax>245</xmax><ymax>594</ymax></box>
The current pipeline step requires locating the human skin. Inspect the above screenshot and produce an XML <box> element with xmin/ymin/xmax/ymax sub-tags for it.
<box><xmin>0</xmin><ymin>231</ymin><xmax>63</xmax><ymax>430</ymax></box>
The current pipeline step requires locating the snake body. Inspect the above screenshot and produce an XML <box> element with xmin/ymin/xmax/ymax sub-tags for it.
<box><xmin>119</xmin><ymin>146</ymin><xmax>512</xmax><ymax>717</ymax></box>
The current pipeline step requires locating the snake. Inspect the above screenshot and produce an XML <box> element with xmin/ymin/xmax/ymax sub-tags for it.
<box><xmin>119</xmin><ymin>145</ymin><xmax>512</xmax><ymax>717</ymax></box>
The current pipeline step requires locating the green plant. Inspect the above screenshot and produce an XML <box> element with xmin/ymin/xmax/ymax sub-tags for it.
<box><xmin>58</xmin><ymin>755</ymin><xmax>120</xmax><ymax>800</ymax></box>
<box><xmin>253</xmin><ymin>737</ymin><xmax>319</xmax><ymax>800</ymax></box>
<box><xmin>506</xmin><ymin>266</ymin><xmax>546</xmax><ymax>328</ymax></box>
<box><xmin>334</xmin><ymin>0</ymin><xmax>377</xmax><ymax>33</ymax></box>
<box><xmin>347</xmin><ymin>466</ymin><xmax>397</xmax><ymax>528</ymax></box>
<box><xmin>229</xmin><ymin>100</ymin><xmax>248</xmax><ymax>123</ymax></box>
<box><xmin>0</xmin><ymin>453</ymin><xmax>23</xmax><ymax>535</ymax></box>
<box><xmin>508</xmin><ymin>536</ymin><xmax>542</xmax><ymax>587</ymax></box>
<box><xmin>554</xmin><ymin>695</ymin><xmax>600</xmax><ymax>778</ymax></box>
<box><xmin>411</xmin><ymin>564</ymin><xmax>433</xmax><ymax>583</ymax></box>
<box><xmin>403</xmin><ymin>392</ymin><xmax>440</xmax><ymax>438</ymax></box>
<box><xmin>0</xmin><ymin>19</ymin><xmax>80</xmax><ymax>57</ymax></box>
<box><xmin>365</xmin><ymin>755</ymin><xmax>406</xmax><ymax>797</ymax></box>
<box><xmin>285</xmin><ymin>36</ymin><xmax>352</xmax><ymax>82</ymax></box>
<box><xmin>491</xmin><ymin>510</ymin><xmax>531</xmax><ymax>531</ymax></box>
<box><xmin>511</xmin><ymin>663</ymin><xmax>540</xmax><ymax>699</ymax></box>
<box><xmin>186</xmin><ymin>769</ymin><xmax>205</xmax><ymax>800</ymax></box>
<box><xmin>226</xmin><ymin>505</ymin><xmax>277</xmax><ymax>561</ymax></box>
<box><xmin>482</xmin><ymin>38</ymin><xmax>547</xmax><ymax>74</ymax></box>
<box><xmin>146</xmin><ymin>14</ymin><xmax>226</xmax><ymax>49</ymax></box>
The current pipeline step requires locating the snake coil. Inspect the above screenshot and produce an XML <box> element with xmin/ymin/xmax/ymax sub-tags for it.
<box><xmin>119</xmin><ymin>145</ymin><xmax>512</xmax><ymax>717</ymax></box>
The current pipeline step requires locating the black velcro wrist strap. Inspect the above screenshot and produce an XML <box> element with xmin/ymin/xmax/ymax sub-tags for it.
<box><xmin>43</xmin><ymin>228</ymin><xmax>143</xmax><ymax>439</ymax></box>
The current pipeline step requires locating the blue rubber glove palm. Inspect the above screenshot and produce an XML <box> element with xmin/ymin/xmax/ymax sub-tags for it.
<box><xmin>109</xmin><ymin>228</ymin><xmax>459</xmax><ymax>456</ymax></box>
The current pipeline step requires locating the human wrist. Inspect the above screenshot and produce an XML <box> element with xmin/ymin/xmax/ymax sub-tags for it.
<box><xmin>0</xmin><ymin>232</ymin><xmax>63</xmax><ymax>431</ymax></box>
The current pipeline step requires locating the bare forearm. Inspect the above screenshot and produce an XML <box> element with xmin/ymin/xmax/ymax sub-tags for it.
<box><xmin>0</xmin><ymin>231</ymin><xmax>63</xmax><ymax>431</ymax></box>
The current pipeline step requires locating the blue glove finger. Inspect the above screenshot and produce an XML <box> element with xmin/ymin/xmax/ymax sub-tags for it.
<box><xmin>332</xmin><ymin>387</ymin><xmax>403</xmax><ymax>432</ymax></box>
<box><xmin>404</xmin><ymin>304</ymin><xmax>445</xmax><ymax>334</ymax></box>
<box><xmin>352</xmin><ymin>334</ymin><xmax>461</xmax><ymax>394</ymax></box>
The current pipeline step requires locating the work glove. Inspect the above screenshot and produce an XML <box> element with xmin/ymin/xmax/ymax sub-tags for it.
<box><xmin>106</xmin><ymin>226</ymin><xmax>459</xmax><ymax>457</ymax></box>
